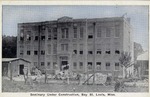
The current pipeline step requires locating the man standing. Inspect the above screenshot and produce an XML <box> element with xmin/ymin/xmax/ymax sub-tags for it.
<box><xmin>62</xmin><ymin>63</ymin><xmax>69</xmax><ymax>84</ymax></box>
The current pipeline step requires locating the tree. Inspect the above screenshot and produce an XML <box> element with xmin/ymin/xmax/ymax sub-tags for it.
<box><xmin>2</xmin><ymin>35</ymin><xmax>17</xmax><ymax>58</ymax></box>
<box><xmin>134</xmin><ymin>42</ymin><xmax>144</xmax><ymax>60</ymax></box>
<box><xmin>119</xmin><ymin>52</ymin><xmax>131</xmax><ymax>78</ymax></box>
<box><xmin>134</xmin><ymin>42</ymin><xmax>144</xmax><ymax>78</ymax></box>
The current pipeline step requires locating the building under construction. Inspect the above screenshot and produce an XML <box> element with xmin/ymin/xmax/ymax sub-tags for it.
<box><xmin>17</xmin><ymin>16</ymin><xmax>134</xmax><ymax>78</ymax></box>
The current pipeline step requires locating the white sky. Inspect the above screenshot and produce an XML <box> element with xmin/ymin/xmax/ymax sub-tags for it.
<box><xmin>2</xmin><ymin>5</ymin><xmax>149</xmax><ymax>50</ymax></box>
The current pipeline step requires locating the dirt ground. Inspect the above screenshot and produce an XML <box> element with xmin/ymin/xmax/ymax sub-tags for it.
<box><xmin>2</xmin><ymin>78</ymin><xmax>149</xmax><ymax>92</ymax></box>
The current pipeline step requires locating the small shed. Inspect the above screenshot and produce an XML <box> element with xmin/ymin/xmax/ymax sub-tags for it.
<box><xmin>137</xmin><ymin>51</ymin><xmax>149</xmax><ymax>79</ymax></box>
<box><xmin>2</xmin><ymin>58</ymin><xmax>31</xmax><ymax>80</ymax></box>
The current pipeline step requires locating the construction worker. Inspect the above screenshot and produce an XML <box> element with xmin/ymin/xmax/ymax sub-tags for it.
<box><xmin>62</xmin><ymin>63</ymin><xmax>70</xmax><ymax>84</ymax></box>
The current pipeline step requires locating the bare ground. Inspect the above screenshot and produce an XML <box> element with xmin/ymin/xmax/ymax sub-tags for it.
<box><xmin>2</xmin><ymin>78</ymin><xmax>148</xmax><ymax>92</ymax></box>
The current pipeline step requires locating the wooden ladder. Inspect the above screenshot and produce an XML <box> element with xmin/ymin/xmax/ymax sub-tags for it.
<box><xmin>82</xmin><ymin>74</ymin><xmax>94</xmax><ymax>85</ymax></box>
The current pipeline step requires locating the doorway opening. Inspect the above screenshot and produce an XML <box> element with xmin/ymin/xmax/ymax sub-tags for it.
<box><xmin>61</xmin><ymin>61</ymin><xmax>68</xmax><ymax>70</ymax></box>
<box><xmin>19</xmin><ymin>64</ymin><xmax>24</xmax><ymax>75</ymax></box>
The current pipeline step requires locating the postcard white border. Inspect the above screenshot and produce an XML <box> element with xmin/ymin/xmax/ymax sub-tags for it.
<box><xmin>0</xmin><ymin>1</ymin><xmax>150</xmax><ymax>97</ymax></box>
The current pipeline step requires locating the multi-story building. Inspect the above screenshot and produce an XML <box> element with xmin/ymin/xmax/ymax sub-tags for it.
<box><xmin>17</xmin><ymin>16</ymin><xmax>134</xmax><ymax>78</ymax></box>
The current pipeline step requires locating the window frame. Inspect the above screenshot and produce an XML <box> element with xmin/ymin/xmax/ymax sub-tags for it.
<box><xmin>41</xmin><ymin>36</ymin><xmax>45</xmax><ymax>40</ymax></box>
<box><xmin>27</xmin><ymin>51</ymin><xmax>30</xmax><ymax>55</ymax></box>
<box><xmin>73</xmin><ymin>27</ymin><xmax>77</xmax><ymax>39</ymax></box>
<box><xmin>97</xmin><ymin>49</ymin><xmax>102</xmax><ymax>54</ymax></box>
<box><xmin>53</xmin><ymin>44</ymin><xmax>57</xmax><ymax>54</ymax></box>
<box><xmin>79</xmin><ymin>51</ymin><xmax>83</xmax><ymax>54</ymax></box>
<box><xmin>41</xmin><ymin>62</ymin><xmax>45</xmax><ymax>66</ymax></box>
<box><xmin>106</xmin><ymin>62</ymin><xmax>110</xmax><ymax>70</ymax></box>
<box><xmin>96</xmin><ymin>62</ymin><xmax>101</xmax><ymax>70</ymax></box>
<box><xmin>20</xmin><ymin>50</ymin><xmax>24</xmax><ymax>55</ymax></box>
<box><xmin>97</xmin><ymin>27</ymin><xmax>102</xmax><ymax>38</ymax></box>
<box><xmin>88</xmin><ymin>51</ymin><xmax>93</xmax><ymax>55</ymax></box>
<box><xmin>41</xmin><ymin>50</ymin><xmax>45</xmax><ymax>55</ymax></box>
<box><xmin>73</xmin><ymin>62</ymin><xmax>77</xmax><ymax>70</ymax></box>
<box><xmin>87</xmin><ymin>62</ymin><xmax>93</xmax><ymax>70</ymax></box>
<box><xmin>73</xmin><ymin>50</ymin><xmax>77</xmax><ymax>54</ymax></box>
<box><xmin>115</xmin><ymin>27</ymin><xmax>120</xmax><ymax>38</ymax></box>
<box><xmin>47</xmin><ymin>62</ymin><xmax>51</xmax><ymax>69</ymax></box>
<box><xmin>79</xmin><ymin>27</ymin><xmax>84</xmax><ymax>38</ymax></box>
<box><xmin>61</xmin><ymin>28</ymin><xmax>69</xmax><ymax>39</ymax></box>
<box><xmin>106</xmin><ymin>28</ymin><xmax>111</xmax><ymax>38</ymax></box>
<box><xmin>115</xmin><ymin>62</ymin><xmax>120</xmax><ymax>70</ymax></box>
<box><xmin>34</xmin><ymin>36</ymin><xmax>38</xmax><ymax>41</ymax></box>
<box><xmin>79</xmin><ymin>62</ymin><xmax>83</xmax><ymax>70</ymax></box>
<box><xmin>34</xmin><ymin>50</ymin><xmax>38</xmax><ymax>55</ymax></box>
<box><xmin>88</xmin><ymin>35</ymin><xmax>93</xmax><ymax>39</ymax></box>
<box><xmin>61</xmin><ymin>44</ymin><xmax>68</xmax><ymax>51</ymax></box>
<box><xmin>115</xmin><ymin>50</ymin><xmax>120</xmax><ymax>54</ymax></box>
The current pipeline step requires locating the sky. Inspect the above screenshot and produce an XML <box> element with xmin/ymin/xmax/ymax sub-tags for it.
<box><xmin>2</xmin><ymin>5</ymin><xmax>149</xmax><ymax>50</ymax></box>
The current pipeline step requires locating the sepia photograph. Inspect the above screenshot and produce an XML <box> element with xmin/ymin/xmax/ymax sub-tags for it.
<box><xmin>2</xmin><ymin>5</ymin><xmax>149</xmax><ymax>93</ymax></box>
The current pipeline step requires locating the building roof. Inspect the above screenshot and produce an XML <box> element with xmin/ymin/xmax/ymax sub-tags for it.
<box><xmin>2</xmin><ymin>58</ymin><xmax>31</xmax><ymax>63</ymax></box>
<box><xmin>18</xmin><ymin>16</ymin><xmax>125</xmax><ymax>25</ymax></box>
<box><xmin>57</xmin><ymin>16</ymin><xmax>73</xmax><ymax>22</ymax></box>
<box><xmin>137</xmin><ymin>51</ymin><xmax>149</xmax><ymax>61</ymax></box>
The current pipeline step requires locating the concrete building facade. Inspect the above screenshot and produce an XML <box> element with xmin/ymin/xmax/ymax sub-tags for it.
<box><xmin>17</xmin><ymin>16</ymin><xmax>134</xmax><ymax>77</ymax></box>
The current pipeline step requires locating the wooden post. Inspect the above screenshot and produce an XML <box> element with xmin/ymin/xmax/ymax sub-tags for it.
<box><xmin>67</xmin><ymin>69</ymin><xmax>69</xmax><ymax>84</ymax></box>
<box><xmin>10</xmin><ymin>62</ymin><xmax>12</xmax><ymax>81</ymax></box>
<box><xmin>44</xmin><ymin>70</ymin><xmax>47</xmax><ymax>83</ymax></box>
<box><xmin>23</xmin><ymin>66</ymin><xmax>28</xmax><ymax>84</ymax></box>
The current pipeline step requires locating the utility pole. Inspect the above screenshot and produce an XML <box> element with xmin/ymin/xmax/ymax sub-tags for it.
<box><xmin>93</xmin><ymin>22</ymin><xmax>96</xmax><ymax>84</ymax></box>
